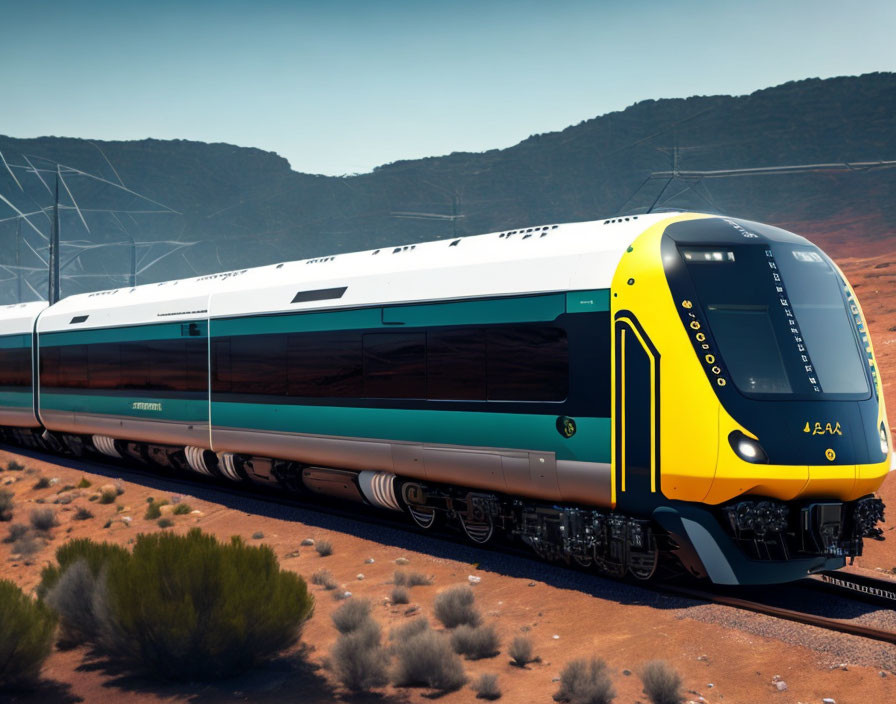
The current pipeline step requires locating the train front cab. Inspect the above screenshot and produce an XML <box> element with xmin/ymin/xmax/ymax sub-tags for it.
<box><xmin>611</xmin><ymin>213</ymin><xmax>891</xmax><ymax>585</ymax></box>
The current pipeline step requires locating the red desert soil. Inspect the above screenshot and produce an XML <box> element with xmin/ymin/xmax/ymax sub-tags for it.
<box><xmin>0</xmin><ymin>245</ymin><xmax>894</xmax><ymax>704</ymax></box>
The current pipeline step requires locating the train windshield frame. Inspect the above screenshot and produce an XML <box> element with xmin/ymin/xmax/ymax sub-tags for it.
<box><xmin>680</xmin><ymin>242</ymin><xmax>871</xmax><ymax>401</ymax></box>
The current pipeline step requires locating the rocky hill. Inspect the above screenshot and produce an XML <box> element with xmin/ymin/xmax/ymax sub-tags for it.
<box><xmin>1</xmin><ymin>72</ymin><xmax>894</xmax><ymax>301</ymax></box>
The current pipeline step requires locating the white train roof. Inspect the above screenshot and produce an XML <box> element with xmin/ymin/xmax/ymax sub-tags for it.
<box><xmin>0</xmin><ymin>301</ymin><xmax>48</xmax><ymax>337</ymax></box>
<box><xmin>37</xmin><ymin>212</ymin><xmax>683</xmax><ymax>334</ymax></box>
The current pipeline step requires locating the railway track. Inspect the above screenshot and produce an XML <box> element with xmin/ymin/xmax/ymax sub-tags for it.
<box><xmin>5</xmin><ymin>442</ymin><xmax>896</xmax><ymax>648</ymax></box>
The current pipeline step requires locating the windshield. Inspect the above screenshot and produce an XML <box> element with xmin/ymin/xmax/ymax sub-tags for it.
<box><xmin>680</xmin><ymin>243</ymin><xmax>869</xmax><ymax>399</ymax></box>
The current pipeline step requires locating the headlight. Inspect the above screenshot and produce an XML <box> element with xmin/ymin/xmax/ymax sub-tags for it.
<box><xmin>880</xmin><ymin>422</ymin><xmax>890</xmax><ymax>456</ymax></box>
<box><xmin>728</xmin><ymin>430</ymin><xmax>769</xmax><ymax>464</ymax></box>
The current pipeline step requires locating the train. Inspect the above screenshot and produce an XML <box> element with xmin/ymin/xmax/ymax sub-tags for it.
<box><xmin>0</xmin><ymin>211</ymin><xmax>890</xmax><ymax>584</ymax></box>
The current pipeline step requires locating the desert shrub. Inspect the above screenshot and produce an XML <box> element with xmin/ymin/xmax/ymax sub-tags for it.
<box><xmin>252</xmin><ymin>531</ymin><xmax>264</xmax><ymax>539</ymax></box>
<box><xmin>391</xmin><ymin>586</ymin><xmax>410</xmax><ymax>604</ymax></box>
<box><xmin>331</xmin><ymin>619</ymin><xmax>390</xmax><ymax>692</ymax></box>
<box><xmin>311</xmin><ymin>569</ymin><xmax>338</xmax><ymax>590</ymax></box>
<box><xmin>158</xmin><ymin>518</ymin><xmax>173</xmax><ymax>529</ymax></box>
<box><xmin>315</xmin><ymin>539</ymin><xmax>333</xmax><ymax>556</ymax></box>
<box><xmin>554</xmin><ymin>657</ymin><xmax>615</xmax><ymax>704</ymax></box>
<box><xmin>434</xmin><ymin>585</ymin><xmax>481</xmax><ymax>628</ymax></box>
<box><xmin>45</xmin><ymin>560</ymin><xmax>108</xmax><ymax>645</ymax></box>
<box><xmin>640</xmin><ymin>660</ymin><xmax>683</xmax><ymax>704</ymax></box>
<box><xmin>29</xmin><ymin>509</ymin><xmax>57</xmax><ymax>533</ymax></box>
<box><xmin>74</xmin><ymin>507</ymin><xmax>93</xmax><ymax>521</ymax></box>
<box><xmin>391</xmin><ymin>626</ymin><xmax>466</xmax><ymax>692</ymax></box>
<box><xmin>472</xmin><ymin>673</ymin><xmax>502</xmax><ymax>700</ymax></box>
<box><xmin>300</xmin><ymin>538</ymin><xmax>314</xmax><ymax>546</ymax></box>
<box><xmin>143</xmin><ymin>500</ymin><xmax>168</xmax><ymax>520</ymax></box>
<box><xmin>4</xmin><ymin>523</ymin><xmax>29</xmax><ymax>544</ymax></box>
<box><xmin>37</xmin><ymin>537</ymin><xmax>130</xmax><ymax>600</ymax></box>
<box><xmin>33</xmin><ymin>477</ymin><xmax>50</xmax><ymax>490</ymax></box>
<box><xmin>332</xmin><ymin>598</ymin><xmax>372</xmax><ymax>635</ymax></box>
<box><xmin>77</xmin><ymin>478</ymin><xmax>91</xmax><ymax>489</ymax></box>
<box><xmin>102</xmin><ymin>529</ymin><xmax>314</xmax><ymax>679</ymax></box>
<box><xmin>509</xmin><ymin>635</ymin><xmax>535</xmax><ymax>667</ymax></box>
<box><xmin>56</xmin><ymin>485</ymin><xmax>75</xmax><ymax>494</ymax></box>
<box><xmin>389</xmin><ymin>617</ymin><xmax>430</xmax><ymax>643</ymax></box>
<box><xmin>0</xmin><ymin>579</ymin><xmax>57</xmax><ymax>690</ymax></box>
<box><xmin>98</xmin><ymin>490</ymin><xmax>116</xmax><ymax>504</ymax></box>
<box><xmin>173</xmin><ymin>503</ymin><xmax>191</xmax><ymax>515</ymax></box>
<box><xmin>6</xmin><ymin>460</ymin><xmax>24</xmax><ymax>471</ymax></box>
<box><xmin>451</xmin><ymin>624</ymin><xmax>500</xmax><ymax>660</ymax></box>
<box><xmin>0</xmin><ymin>491</ymin><xmax>14</xmax><ymax>521</ymax></box>
<box><xmin>394</xmin><ymin>570</ymin><xmax>432</xmax><ymax>587</ymax></box>
<box><xmin>11</xmin><ymin>534</ymin><xmax>41</xmax><ymax>558</ymax></box>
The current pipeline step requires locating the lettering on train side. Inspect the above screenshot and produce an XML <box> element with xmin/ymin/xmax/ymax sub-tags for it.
<box><xmin>802</xmin><ymin>421</ymin><xmax>843</xmax><ymax>436</ymax></box>
<box><xmin>132</xmin><ymin>402</ymin><xmax>163</xmax><ymax>412</ymax></box>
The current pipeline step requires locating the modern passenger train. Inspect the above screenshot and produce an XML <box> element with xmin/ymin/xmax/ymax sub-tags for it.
<box><xmin>0</xmin><ymin>212</ymin><xmax>890</xmax><ymax>584</ymax></box>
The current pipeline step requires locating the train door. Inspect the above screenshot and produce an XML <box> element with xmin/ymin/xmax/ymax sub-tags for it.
<box><xmin>613</xmin><ymin>313</ymin><xmax>660</xmax><ymax>511</ymax></box>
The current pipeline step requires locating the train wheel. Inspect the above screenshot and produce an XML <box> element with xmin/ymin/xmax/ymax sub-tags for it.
<box><xmin>459</xmin><ymin>513</ymin><xmax>494</xmax><ymax>544</ymax></box>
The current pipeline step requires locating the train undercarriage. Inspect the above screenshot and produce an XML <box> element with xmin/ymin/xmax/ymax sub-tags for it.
<box><xmin>0</xmin><ymin>427</ymin><xmax>885</xmax><ymax>585</ymax></box>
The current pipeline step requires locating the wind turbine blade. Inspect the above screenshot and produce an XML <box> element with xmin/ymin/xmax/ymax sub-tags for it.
<box><xmin>0</xmin><ymin>192</ymin><xmax>49</xmax><ymax>242</ymax></box>
<box><xmin>21</xmin><ymin>155</ymin><xmax>53</xmax><ymax>195</ymax></box>
<box><xmin>0</xmin><ymin>151</ymin><xmax>23</xmax><ymax>191</ymax></box>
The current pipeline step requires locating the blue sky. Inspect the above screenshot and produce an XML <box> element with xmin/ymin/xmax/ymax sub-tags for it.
<box><xmin>1</xmin><ymin>0</ymin><xmax>893</xmax><ymax>175</ymax></box>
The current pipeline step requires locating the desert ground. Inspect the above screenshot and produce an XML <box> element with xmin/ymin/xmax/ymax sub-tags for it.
<box><xmin>1</xmin><ymin>235</ymin><xmax>895</xmax><ymax>704</ymax></box>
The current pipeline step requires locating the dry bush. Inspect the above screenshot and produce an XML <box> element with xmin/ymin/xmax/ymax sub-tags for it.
<box><xmin>29</xmin><ymin>509</ymin><xmax>57</xmax><ymax>533</ymax></box>
<box><xmin>472</xmin><ymin>673</ymin><xmax>502</xmax><ymax>700</ymax></box>
<box><xmin>640</xmin><ymin>660</ymin><xmax>683</xmax><ymax>704</ymax></box>
<box><xmin>105</xmin><ymin>529</ymin><xmax>313</xmax><ymax>679</ymax></box>
<box><xmin>311</xmin><ymin>569</ymin><xmax>338</xmax><ymax>591</ymax></box>
<box><xmin>98</xmin><ymin>491</ymin><xmax>116</xmax><ymax>505</ymax></box>
<box><xmin>330</xmin><ymin>620</ymin><xmax>390</xmax><ymax>692</ymax></box>
<box><xmin>509</xmin><ymin>635</ymin><xmax>536</xmax><ymax>667</ymax></box>
<box><xmin>331</xmin><ymin>599</ymin><xmax>373</xmax><ymax>635</ymax></box>
<box><xmin>77</xmin><ymin>478</ymin><xmax>91</xmax><ymax>489</ymax></box>
<box><xmin>451</xmin><ymin>624</ymin><xmax>500</xmax><ymax>660</ymax></box>
<box><xmin>12</xmin><ymin>533</ymin><xmax>41</xmax><ymax>558</ymax></box>
<box><xmin>173</xmin><ymin>503</ymin><xmax>191</xmax><ymax>515</ymax></box>
<box><xmin>391</xmin><ymin>625</ymin><xmax>466</xmax><ymax>692</ymax></box>
<box><xmin>74</xmin><ymin>507</ymin><xmax>93</xmax><ymax>521</ymax></box>
<box><xmin>433</xmin><ymin>585</ymin><xmax>481</xmax><ymax>628</ymax></box>
<box><xmin>32</xmin><ymin>477</ymin><xmax>50</xmax><ymax>490</ymax></box>
<box><xmin>6</xmin><ymin>460</ymin><xmax>24</xmax><ymax>472</ymax></box>
<box><xmin>390</xmin><ymin>586</ymin><xmax>409</xmax><ymax>604</ymax></box>
<box><xmin>143</xmin><ymin>500</ymin><xmax>167</xmax><ymax>520</ymax></box>
<box><xmin>157</xmin><ymin>518</ymin><xmax>173</xmax><ymax>529</ymax></box>
<box><xmin>45</xmin><ymin>559</ymin><xmax>109</xmax><ymax>646</ymax></box>
<box><xmin>554</xmin><ymin>657</ymin><xmax>615</xmax><ymax>704</ymax></box>
<box><xmin>0</xmin><ymin>579</ymin><xmax>56</xmax><ymax>690</ymax></box>
<box><xmin>0</xmin><ymin>491</ymin><xmax>14</xmax><ymax>522</ymax></box>
<box><xmin>4</xmin><ymin>524</ymin><xmax>29</xmax><ymax>544</ymax></box>
<box><xmin>389</xmin><ymin>617</ymin><xmax>430</xmax><ymax>643</ymax></box>
<box><xmin>393</xmin><ymin>570</ymin><xmax>432</xmax><ymax>587</ymax></box>
<box><xmin>315</xmin><ymin>539</ymin><xmax>333</xmax><ymax>557</ymax></box>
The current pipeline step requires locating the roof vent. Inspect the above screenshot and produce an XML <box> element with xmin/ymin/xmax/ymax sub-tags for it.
<box><xmin>449</xmin><ymin>239</ymin><xmax>460</xmax><ymax>247</ymax></box>
<box><xmin>70</xmin><ymin>315</ymin><xmax>88</xmax><ymax>324</ymax></box>
<box><xmin>291</xmin><ymin>286</ymin><xmax>347</xmax><ymax>304</ymax></box>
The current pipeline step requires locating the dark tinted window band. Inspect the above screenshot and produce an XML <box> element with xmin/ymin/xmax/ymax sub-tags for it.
<box><xmin>291</xmin><ymin>286</ymin><xmax>347</xmax><ymax>304</ymax></box>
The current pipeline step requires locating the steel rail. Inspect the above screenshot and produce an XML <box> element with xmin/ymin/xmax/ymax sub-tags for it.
<box><xmin>656</xmin><ymin>583</ymin><xmax>896</xmax><ymax>646</ymax></box>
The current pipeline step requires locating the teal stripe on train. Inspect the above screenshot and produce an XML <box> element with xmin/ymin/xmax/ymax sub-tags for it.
<box><xmin>211</xmin><ymin>290</ymin><xmax>609</xmax><ymax>338</ymax></box>
<box><xmin>0</xmin><ymin>334</ymin><xmax>30</xmax><ymax>350</ymax></box>
<box><xmin>0</xmin><ymin>391</ymin><xmax>32</xmax><ymax>408</ymax></box>
<box><xmin>40</xmin><ymin>393</ymin><xmax>208</xmax><ymax>423</ymax></box>
<box><xmin>211</xmin><ymin>401</ymin><xmax>611</xmax><ymax>463</ymax></box>
<box><xmin>40</xmin><ymin>321</ymin><xmax>208</xmax><ymax>347</ymax></box>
